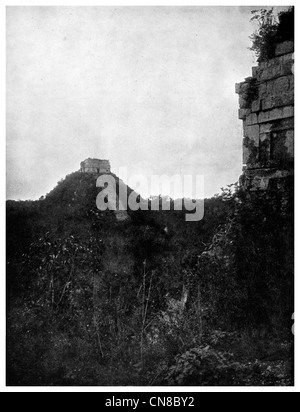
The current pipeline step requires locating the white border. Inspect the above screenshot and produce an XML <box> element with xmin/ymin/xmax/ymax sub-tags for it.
<box><xmin>1</xmin><ymin>0</ymin><xmax>298</xmax><ymax>393</ymax></box>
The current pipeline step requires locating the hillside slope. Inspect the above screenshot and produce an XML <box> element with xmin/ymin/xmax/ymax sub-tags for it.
<box><xmin>7</xmin><ymin>171</ymin><xmax>293</xmax><ymax>386</ymax></box>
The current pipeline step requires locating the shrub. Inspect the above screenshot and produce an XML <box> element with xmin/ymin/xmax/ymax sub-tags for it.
<box><xmin>250</xmin><ymin>7</ymin><xmax>294</xmax><ymax>61</ymax></box>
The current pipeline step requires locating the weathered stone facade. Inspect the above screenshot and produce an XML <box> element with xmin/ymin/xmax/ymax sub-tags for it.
<box><xmin>80</xmin><ymin>158</ymin><xmax>111</xmax><ymax>174</ymax></box>
<box><xmin>236</xmin><ymin>41</ymin><xmax>294</xmax><ymax>191</ymax></box>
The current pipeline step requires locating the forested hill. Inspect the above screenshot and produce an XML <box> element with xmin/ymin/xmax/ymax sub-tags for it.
<box><xmin>7</xmin><ymin>170</ymin><xmax>293</xmax><ymax>386</ymax></box>
<box><xmin>7</xmin><ymin>171</ymin><xmax>229</xmax><ymax>271</ymax></box>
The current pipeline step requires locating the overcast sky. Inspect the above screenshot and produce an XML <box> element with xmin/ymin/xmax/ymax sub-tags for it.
<box><xmin>6</xmin><ymin>6</ymin><xmax>286</xmax><ymax>200</ymax></box>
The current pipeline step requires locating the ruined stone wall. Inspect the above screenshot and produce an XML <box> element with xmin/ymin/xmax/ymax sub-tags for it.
<box><xmin>80</xmin><ymin>158</ymin><xmax>111</xmax><ymax>174</ymax></box>
<box><xmin>236</xmin><ymin>41</ymin><xmax>294</xmax><ymax>191</ymax></box>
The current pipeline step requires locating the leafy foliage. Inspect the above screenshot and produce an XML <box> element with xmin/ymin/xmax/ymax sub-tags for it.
<box><xmin>6</xmin><ymin>169</ymin><xmax>294</xmax><ymax>386</ymax></box>
<box><xmin>250</xmin><ymin>7</ymin><xmax>294</xmax><ymax>61</ymax></box>
<box><xmin>165</xmin><ymin>346</ymin><xmax>235</xmax><ymax>386</ymax></box>
<box><xmin>164</xmin><ymin>342</ymin><xmax>293</xmax><ymax>386</ymax></box>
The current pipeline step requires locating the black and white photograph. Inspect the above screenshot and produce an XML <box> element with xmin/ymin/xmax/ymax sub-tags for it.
<box><xmin>5</xmin><ymin>4</ymin><xmax>295</xmax><ymax>390</ymax></box>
